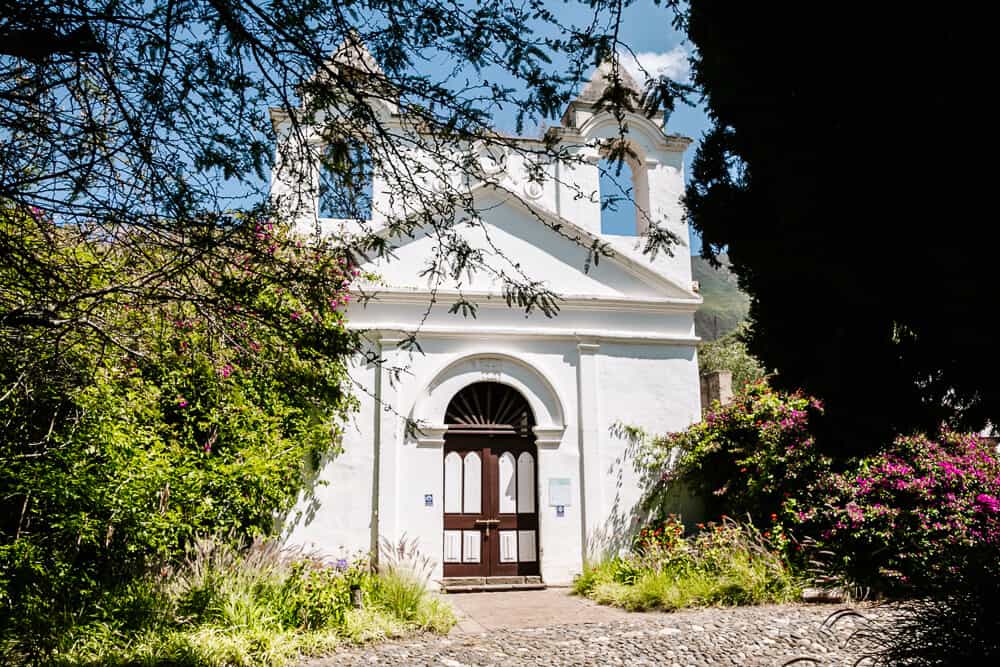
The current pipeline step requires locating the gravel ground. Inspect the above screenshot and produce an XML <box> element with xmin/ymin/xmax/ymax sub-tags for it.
<box><xmin>307</xmin><ymin>603</ymin><xmax>893</xmax><ymax>666</ymax></box>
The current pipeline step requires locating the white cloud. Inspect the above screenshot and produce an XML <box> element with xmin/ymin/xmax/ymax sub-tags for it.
<box><xmin>622</xmin><ymin>46</ymin><xmax>691</xmax><ymax>84</ymax></box>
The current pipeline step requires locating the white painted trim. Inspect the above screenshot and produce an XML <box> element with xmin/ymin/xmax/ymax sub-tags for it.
<box><xmin>354</xmin><ymin>286</ymin><xmax>701</xmax><ymax>313</ymax></box>
<box><xmin>414</xmin><ymin>424</ymin><xmax>448</xmax><ymax>448</ymax></box>
<box><xmin>351</xmin><ymin>323</ymin><xmax>700</xmax><ymax>346</ymax></box>
<box><xmin>409</xmin><ymin>351</ymin><xmax>567</xmax><ymax>437</ymax></box>
<box><xmin>532</xmin><ymin>426</ymin><xmax>566</xmax><ymax>448</ymax></box>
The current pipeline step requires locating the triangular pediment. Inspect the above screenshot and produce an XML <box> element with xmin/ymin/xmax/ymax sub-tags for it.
<box><xmin>361</xmin><ymin>187</ymin><xmax>698</xmax><ymax>303</ymax></box>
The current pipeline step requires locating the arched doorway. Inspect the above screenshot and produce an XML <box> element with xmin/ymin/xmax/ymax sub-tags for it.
<box><xmin>442</xmin><ymin>382</ymin><xmax>540</xmax><ymax>578</ymax></box>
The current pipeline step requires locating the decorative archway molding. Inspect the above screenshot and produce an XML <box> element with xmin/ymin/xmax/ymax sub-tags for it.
<box><xmin>409</xmin><ymin>352</ymin><xmax>567</xmax><ymax>448</ymax></box>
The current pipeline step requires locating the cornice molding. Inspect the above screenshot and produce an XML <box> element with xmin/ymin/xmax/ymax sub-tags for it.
<box><xmin>350</xmin><ymin>323</ymin><xmax>700</xmax><ymax>346</ymax></box>
<box><xmin>353</xmin><ymin>287</ymin><xmax>701</xmax><ymax>313</ymax></box>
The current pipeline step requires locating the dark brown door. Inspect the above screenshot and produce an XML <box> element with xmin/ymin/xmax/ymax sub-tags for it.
<box><xmin>442</xmin><ymin>436</ymin><xmax>539</xmax><ymax>577</ymax></box>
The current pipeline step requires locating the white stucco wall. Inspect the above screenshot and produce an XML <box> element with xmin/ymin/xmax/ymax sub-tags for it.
<box><xmin>285</xmin><ymin>330</ymin><xmax>702</xmax><ymax>585</ymax></box>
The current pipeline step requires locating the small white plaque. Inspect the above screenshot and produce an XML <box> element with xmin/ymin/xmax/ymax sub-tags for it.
<box><xmin>548</xmin><ymin>478</ymin><xmax>572</xmax><ymax>506</ymax></box>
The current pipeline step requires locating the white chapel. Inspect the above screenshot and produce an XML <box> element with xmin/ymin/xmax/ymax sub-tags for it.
<box><xmin>271</xmin><ymin>41</ymin><xmax>703</xmax><ymax>587</ymax></box>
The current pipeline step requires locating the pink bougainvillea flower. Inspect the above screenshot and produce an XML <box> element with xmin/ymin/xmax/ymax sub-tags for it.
<box><xmin>975</xmin><ymin>493</ymin><xmax>999</xmax><ymax>513</ymax></box>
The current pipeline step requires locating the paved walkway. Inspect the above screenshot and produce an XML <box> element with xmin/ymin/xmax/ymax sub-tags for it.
<box><xmin>448</xmin><ymin>588</ymin><xmax>631</xmax><ymax>634</ymax></box>
<box><xmin>309</xmin><ymin>590</ymin><xmax>892</xmax><ymax>666</ymax></box>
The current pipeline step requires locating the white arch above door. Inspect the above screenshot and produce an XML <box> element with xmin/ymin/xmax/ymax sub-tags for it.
<box><xmin>409</xmin><ymin>352</ymin><xmax>567</xmax><ymax>448</ymax></box>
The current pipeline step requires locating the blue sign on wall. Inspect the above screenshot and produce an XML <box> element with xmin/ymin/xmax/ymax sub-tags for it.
<box><xmin>424</xmin><ymin>494</ymin><xmax>433</xmax><ymax>507</ymax></box>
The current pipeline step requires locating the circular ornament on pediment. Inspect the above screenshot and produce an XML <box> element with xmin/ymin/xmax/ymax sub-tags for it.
<box><xmin>523</xmin><ymin>180</ymin><xmax>544</xmax><ymax>200</ymax></box>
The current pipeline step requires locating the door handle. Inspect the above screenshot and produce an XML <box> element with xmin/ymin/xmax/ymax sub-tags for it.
<box><xmin>474</xmin><ymin>519</ymin><xmax>500</xmax><ymax>536</ymax></box>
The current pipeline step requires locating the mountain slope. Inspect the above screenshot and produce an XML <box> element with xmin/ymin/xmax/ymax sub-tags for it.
<box><xmin>692</xmin><ymin>253</ymin><xmax>749</xmax><ymax>341</ymax></box>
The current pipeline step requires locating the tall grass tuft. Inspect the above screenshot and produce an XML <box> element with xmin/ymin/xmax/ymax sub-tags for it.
<box><xmin>377</xmin><ymin>534</ymin><xmax>455</xmax><ymax>633</ymax></box>
<box><xmin>50</xmin><ymin>536</ymin><xmax>453</xmax><ymax>667</ymax></box>
<box><xmin>574</xmin><ymin>517</ymin><xmax>802</xmax><ymax>611</ymax></box>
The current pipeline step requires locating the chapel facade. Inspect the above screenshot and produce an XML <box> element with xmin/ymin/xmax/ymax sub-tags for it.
<box><xmin>271</xmin><ymin>42</ymin><xmax>702</xmax><ymax>586</ymax></box>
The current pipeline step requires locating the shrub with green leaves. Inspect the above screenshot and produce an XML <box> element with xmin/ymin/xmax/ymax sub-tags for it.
<box><xmin>0</xmin><ymin>207</ymin><xmax>359</xmax><ymax>659</ymax></box>
<box><xmin>697</xmin><ymin>321</ymin><xmax>766</xmax><ymax>392</ymax></box>
<box><xmin>645</xmin><ymin>382</ymin><xmax>828</xmax><ymax>527</ymax></box>
<box><xmin>575</xmin><ymin>517</ymin><xmax>802</xmax><ymax>611</ymax></box>
<box><xmin>51</xmin><ymin>538</ymin><xmax>454</xmax><ymax>667</ymax></box>
<box><xmin>790</xmin><ymin>431</ymin><xmax>1000</xmax><ymax>596</ymax></box>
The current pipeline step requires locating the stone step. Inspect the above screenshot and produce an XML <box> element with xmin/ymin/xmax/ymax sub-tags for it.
<box><xmin>440</xmin><ymin>575</ymin><xmax>546</xmax><ymax>593</ymax></box>
<box><xmin>442</xmin><ymin>582</ymin><xmax>547</xmax><ymax>594</ymax></box>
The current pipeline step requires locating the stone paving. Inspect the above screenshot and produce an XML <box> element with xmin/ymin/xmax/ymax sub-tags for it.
<box><xmin>308</xmin><ymin>589</ymin><xmax>893</xmax><ymax>666</ymax></box>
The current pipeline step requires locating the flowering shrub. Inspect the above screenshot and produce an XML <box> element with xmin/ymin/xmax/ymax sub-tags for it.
<box><xmin>0</xmin><ymin>209</ymin><xmax>364</xmax><ymax>658</ymax></box>
<box><xmin>791</xmin><ymin>431</ymin><xmax>1000</xmax><ymax>594</ymax></box>
<box><xmin>645</xmin><ymin>382</ymin><xmax>828</xmax><ymax>527</ymax></box>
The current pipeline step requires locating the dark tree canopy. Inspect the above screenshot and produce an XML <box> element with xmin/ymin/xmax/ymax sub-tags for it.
<box><xmin>676</xmin><ymin>2</ymin><xmax>994</xmax><ymax>454</ymax></box>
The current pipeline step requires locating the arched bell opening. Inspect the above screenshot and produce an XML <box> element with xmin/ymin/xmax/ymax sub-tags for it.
<box><xmin>442</xmin><ymin>382</ymin><xmax>540</xmax><ymax>579</ymax></box>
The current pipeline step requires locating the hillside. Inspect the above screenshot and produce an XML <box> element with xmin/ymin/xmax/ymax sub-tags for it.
<box><xmin>692</xmin><ymin>253</ymin><xmax>750</xmax><ymax>341</ymax></box>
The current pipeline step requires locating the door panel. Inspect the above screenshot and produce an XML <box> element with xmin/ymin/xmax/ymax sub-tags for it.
<box><xmin>498</xmin><ymin>452</ymin><xmax>516</xmax><ymax>514</ymax></box>
<box><xmin>462</xmin><ymin>452</ymin><xmax>482</xmax><ymax>514</ymax></box>
<box><xmin>517</xmin><ymin>452</ymin><xmax>535</xmax><ymax>513</ymax></box>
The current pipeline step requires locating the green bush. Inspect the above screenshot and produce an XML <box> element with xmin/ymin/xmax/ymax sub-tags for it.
<box><xmin>644</xmin><ymin>382</ymin><xmax>829</xmax><ymax>527</ymax></box>
<box><xmin>575</xmin><ymin>517</ymin><xmax>802</xmax><ymax>611</ymax></box>
<box><xmin>790</xmin><ymin>431</ymin><xmax>1000</xmax><ymax>596</ymax></box>
<box><xmin>0</xmin><ymin>212</ymin><xmax>359</xmax><ymax>659</ymax></box>
<box><xmin>49</xmin><ymin>537</ymin><xmax>454</xmax><ymax>667</ymax></box>
<box><xmin>697</xmin><ymin>321</ymin><xmax>766</xmax><ymax>392</ymax></box>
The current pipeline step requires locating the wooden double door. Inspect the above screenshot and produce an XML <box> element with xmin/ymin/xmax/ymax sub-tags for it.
<box><xmin>442</xmin><ymin>436</ymin><xmax>539</xmax><ymax>577</ymax></box>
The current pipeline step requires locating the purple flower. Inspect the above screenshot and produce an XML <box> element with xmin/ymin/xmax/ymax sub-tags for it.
<box><xmin>335</xmin><ymin>558</ymin><xmax>349</xmax><ymax>571</ymax></box>
<box><xmin>975</xmin><ymin>493</ymin><xmax>999</xmax><ymax>513</ymax></box>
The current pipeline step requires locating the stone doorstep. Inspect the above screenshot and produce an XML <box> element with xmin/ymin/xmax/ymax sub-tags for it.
<box><xmin>439</xmin><ymin>575</ymin><xmax>545</xmax><ymax>593</ymax></box>
<box><xmin>442</xmin><ymin>583</ymin><xmax>547</xmax><ymax>594</ymax></box>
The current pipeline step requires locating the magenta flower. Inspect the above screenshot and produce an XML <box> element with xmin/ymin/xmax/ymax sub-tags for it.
<box><xmin>975</xmin><ymin>493</ymin><xmax>999</xmax><ymax>513</ymax></box>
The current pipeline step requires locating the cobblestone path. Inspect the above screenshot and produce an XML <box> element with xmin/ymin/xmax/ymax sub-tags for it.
<box><xmin>308</xmin><ymin>596</ymin><xmax>891</xmax><ymax>666</ymax></box>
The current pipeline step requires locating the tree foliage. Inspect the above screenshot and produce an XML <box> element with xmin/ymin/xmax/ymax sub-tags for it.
<box><xmin>697</xmin><ymin>321</ymin><xmax>766</xmax><ymax>392</ymax></box>
<box><xmin>0</xmin><ymin>205</ymin><xmax>357</xmax><ymax>656</ymax></box>
<box><xmin>647</xmin><ymin>382</ymin><xmax>828</xmax><ymax>526</ymax></box>
<box><xmin>0</xmin><ymin>0</ymin><xmax>682</xmax><ymax>341</ymax></box>
<box><xmin>672</xmin><ymin>2</ymin><xmax>994</xmax><ymax>455</ymax></box>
